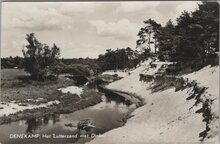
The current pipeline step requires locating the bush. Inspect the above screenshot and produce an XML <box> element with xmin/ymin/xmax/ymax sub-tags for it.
<box><xmin>22</xmin><ymin>33</ymin><xmax>60</xmax><ymax>81</ymax></box>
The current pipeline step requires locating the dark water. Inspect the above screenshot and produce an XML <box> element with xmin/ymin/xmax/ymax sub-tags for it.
<box><xmin>0</xmin><ymin>95</ymin><xmax>136</xmax><ymax>144</ymax></box>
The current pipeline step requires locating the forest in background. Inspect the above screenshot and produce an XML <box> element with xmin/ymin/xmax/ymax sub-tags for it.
<box><xmin>1</xmin><ymin>2</ymin><xmax>219</xmax><ymax>80</ymax></box>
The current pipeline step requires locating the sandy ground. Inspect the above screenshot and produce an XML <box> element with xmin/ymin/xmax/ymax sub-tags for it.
<box><xmin>0</xmin><ymin>100</ymin><xmax>60</xmax><ymax>117</ymax></box>
<box><xmin>88</xmin><ymin>59</ymin><xmax>219</xmax><ymax>144</ymax></box>
<box><xmin>183</xmin><ymin>65</ymin><xmax>219</xmax><ymax>98</ymax></box>
<box><xmin>0</xmin><ymin>85</ymin><xmax>83</xmax><ymax>117</ymax></box>
<box><xmin>58</xmin><ymin>86</ymin><xmax>83</xmax><ymax>98</ymax></box>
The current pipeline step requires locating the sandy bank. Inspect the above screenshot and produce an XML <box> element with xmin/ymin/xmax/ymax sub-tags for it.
<box><xmin>0</xmin><ymin>100</ymin><xmax>60</xmax><ymax>117</ymax></box>
<box><xmin>88</xmin><ymin>59</ymin><xmax>218</xmax><ymax>144</ymax></box>
<box><xmin>58</xmin><ymin>86</ymin><xmax>83</xmax><ymax>98</ymax></box>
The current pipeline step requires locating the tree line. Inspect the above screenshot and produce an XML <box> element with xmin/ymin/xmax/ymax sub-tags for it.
<box><xmin>136</xmin><ymin>2</ymin><xmax>219</xmax><ymax>63</ymax></box>
<box><xmin>1</xmin><ymin>56</ymin><xmax>24</xmax><ymax>69</ymax></box>
<box><xmin>1</xmin><ymin>2</ymin><xmax>218</xmax><ymax>80</ymax></box>
<box><xmin>1</xmin><ymin>33</ymin><xmax>100</xmax><ymax>80</ymax></box>
<box><xmin>97</xmin><ymin>48</ymin><xmax>141</xmax><ymax>71</ymax></box>
<box><xmin>97</xmin><ymin>2</ymin><xmax>219</xmax><ymax>72</ymax></box>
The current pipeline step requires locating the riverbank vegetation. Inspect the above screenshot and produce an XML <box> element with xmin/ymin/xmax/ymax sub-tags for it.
<box><xmin>0</xmin><ymin>32</ymin><xmax>104</xmax><ymax>124</ymax></box>
<box><xmin>0</xmin><ymin>69</ymin><xmax>102</xmax><ymax>124</ymax></box>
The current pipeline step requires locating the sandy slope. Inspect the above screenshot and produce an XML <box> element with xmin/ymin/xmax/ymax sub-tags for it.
<box><xmin>88</xmin><ymin>59</ymin><xmax>219</xmax><ymax>144</ymax></box>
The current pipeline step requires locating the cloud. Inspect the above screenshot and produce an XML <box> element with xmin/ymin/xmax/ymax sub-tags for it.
<box><xmin>155</xmin><ymin>2</ymin><xmax>182</xmax><ymax>16</ymax></box>
<box><xmin>115</xmin><ymin>1</ymin><xmax>199</xmax><ymax>25</ymax></box>
<box><xmin>1</xmin><ymin>39</ymin><xmax>25</xmax><ymax>57</ymax></box>
<box><xmin>1</xmin><ymin>2</ymin><xmax>200</xmax><ymax>58</ymax></box>
<box><xmin>175</xmin><ymin>2</ymin><xmax>200</xmax><ymax>15</ymax></box>
<box><xmin>59</xmin><ymin>2</ymin><xmax>101</xmax><ymax>16</ymax></box>
<box><xmin>117</xmin><ymin>2</ymin><xmax>160</xmax><ymax>12</ymax></box>
<box><xmin>90</xmin><ymin>19</ymin><xmax>140</xmax><ymax>41</ymax></box>
<box><xmin>55</xmin><ymin>41</ymin><xmax>105</xmax><ymax>58</ymax></box>
<box><xmin>2</xmin><ymin>3</ymin><xmax>73</xmax><ymax>31</ymax></box>
<box><xmin>156</xmin><ymin>1</ymin><xmax>199</xmax><ymax>19</ymax></box>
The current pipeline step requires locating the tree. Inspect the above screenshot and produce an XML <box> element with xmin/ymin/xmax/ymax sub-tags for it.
<box><xmin>157</xmin><ymin>20</ymin><xmax>176</xmax><ymax>61</ymax></box>
<box><xmin>98</xmin><ymin>47</ymin><xmax>139</xmax><ymax>71</ymax></box>
<box><xmin>137</xmin><ymin>2</ymin><xmax>219</xmax><ymax>65</ymax></box>
<box><xmin>192</xmin><ymin>2</ymin><xmax>219</xmax><ymax>57</ymax></box>
<box><xmin>1</xmin><ymin>56</ymin><xmax>24</xmax><ymax>69</ymax></box>
<box><xmin>136</xmin><ymin>19</ymin><xmax>161</xmax><ymax>54</ymax></box>
<box><xmin>173</xmin><ymin>2</ymin><xmax>219</xmax><ymax>62</ymax></box>
<box><xmin>174</xmin><ymin>11</ymin><xmax>195</xmax><ymax>61</ymax></box>
<box><xmin>22</xmin><ymin>33</ymin><xmax>60</xmax><ymax>80</ymax></box>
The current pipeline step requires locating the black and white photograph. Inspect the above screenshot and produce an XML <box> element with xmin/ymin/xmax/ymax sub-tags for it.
<box><xmin>0</xmin><ymin>1</ymin><xmax>219</xmax><ymax>144</ymax></box>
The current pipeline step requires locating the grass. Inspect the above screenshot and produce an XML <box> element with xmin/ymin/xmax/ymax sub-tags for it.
<box><xmin>1</xmin><ymin>69</ymin><xmax>29</xmax><ymax>80</ymax></box>
<box><xmin>0</xmin><ymin>89</ymin><xmax>102</xmax><ymax>124</ymax></box>
<box><xmin>0</xmin><ymin>69</ymin><xmax>102</xmax><ymax>124</ymax></box>
<box><xmin>1</xmin><ymin>78</ymin><xmax>73</xmax><ymax>102</ymax></box>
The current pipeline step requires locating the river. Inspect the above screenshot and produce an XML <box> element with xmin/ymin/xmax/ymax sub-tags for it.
<box><xmin>0</xmin><ymin>94</ymin><xmax>136</xmax><ymax>144</ymax></box>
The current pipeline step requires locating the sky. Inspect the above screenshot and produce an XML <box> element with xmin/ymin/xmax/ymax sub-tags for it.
<box><xmin>1</xmin><ymin>1</ymin><xmax>200</xmax><ymax>58</ymax></box>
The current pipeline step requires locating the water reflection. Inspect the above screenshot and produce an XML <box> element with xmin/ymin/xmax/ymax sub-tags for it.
<box><xmin>51</xmin><ymin>114</ymin><xmax>60</xmax><ymax>124</ymax></box>
<box><xmin>0</xmin><ymin>94</ymin><xmax>136</xmax><ymax>144</ymax></box>
<box><xmin>25</xmin><ymin>114</ymin><xmax>60</xmax><ymax>133</ymax></box>
<box><xmin>104</xmin><ymin>93</ymin><xmax>132</xmax><ymax>106</ymax></box>
<box><xmin>26</xmin><ymin>118</ymin><xmax>37</xmax><ymax>133</ymax></box>
<box><xmin>23</xmin><ymin>95</ymin><xmax>133</xmax><ymax>134</ymax></box>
